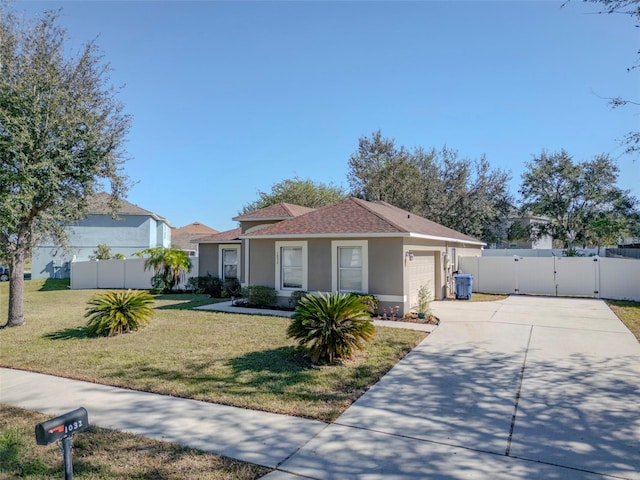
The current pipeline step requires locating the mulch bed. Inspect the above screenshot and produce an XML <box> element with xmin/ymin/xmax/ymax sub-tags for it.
<box><xmin>230</xmin><ymin>302</ymin><xmax>440</xmax><ymax>325</ymax></box>
<box><xmin>376</xmin><ymin>314</ymin><xmax>440</xmax><ymax>325</ymax></box>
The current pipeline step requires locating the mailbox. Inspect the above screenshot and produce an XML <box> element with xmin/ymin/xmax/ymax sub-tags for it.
<box><xmin>35</xmin><ymin>407</ymin><xmax>89</xmax><ymax>445</ymax></box>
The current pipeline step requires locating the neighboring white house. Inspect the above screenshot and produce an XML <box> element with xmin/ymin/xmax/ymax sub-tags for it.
<box><xmin>487</xmin><ymin>212</ymin><xmax>553</xmax><ymax>250</ymax></box>
<box><xmin>31</xmin><ymin>194</ymin><xmax>173</xmax><ymax>280</ymax></box>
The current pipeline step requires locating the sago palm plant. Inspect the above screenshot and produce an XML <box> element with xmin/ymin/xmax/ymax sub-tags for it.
<box><xmin>287</xmin><ymin>292</ymin><xmax>375</xmax><ymax>364</ymax></box>
<box><xmin>85</xmin><ymin>290</ymin><xmax>155</xmax><ymax>337</ymax></box>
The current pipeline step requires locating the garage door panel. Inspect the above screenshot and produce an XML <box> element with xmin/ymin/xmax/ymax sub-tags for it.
<box><xmin>408</xmin><ymin>253</ymin><xmax>435</xmax><ymax>307</ymax></box>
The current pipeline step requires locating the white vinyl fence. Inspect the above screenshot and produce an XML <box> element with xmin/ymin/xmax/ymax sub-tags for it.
<box><xmin>458</xmin><ymin>256</ymin><xmax>640</xmax><ymax>301</ymax></box>
<box><xmin>70</xmin><ymin>258</ymin><xmax>199</xmax><ymax>290</ymax></box>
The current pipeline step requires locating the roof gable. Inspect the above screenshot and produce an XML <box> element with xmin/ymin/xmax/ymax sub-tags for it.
<box><xmin>242</xmin><ymin>197</ymin><xmax>483</xmax><ymax>244</ymax></box>
<box><xmin>232</xmin><ymin>202</ymin><xmax>315</xmax><ymax>221</ymax></box>
<box><xmin>173</xmin><ymin>222</ymin><xmax>218</xmax><ymax>236</ymax></box>
<box><xmin>86</xmin><ymin>193</ymin><xmax>173</xmax><ymax>227</ymax></box>
<box><xmin>197</xmin><ymin>227</ymin><xmax>242</xmax><ymax>243</ymax></box>
<box><xmin>358</xmin><ymin>199</ymin><xmax>482</xmax><ymax>243</ymax></box>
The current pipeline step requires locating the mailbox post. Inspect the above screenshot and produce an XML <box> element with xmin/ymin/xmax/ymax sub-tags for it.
<box><xmin>35</xmin><ymin>408</ymin><xmax>89</xmax><ymax>480</ymax></box>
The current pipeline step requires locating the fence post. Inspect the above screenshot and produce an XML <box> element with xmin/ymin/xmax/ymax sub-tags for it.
<box><xmin>593</xmin><ymin>256</ymin><xmax>600</xmax><ymax>298</ymax></box>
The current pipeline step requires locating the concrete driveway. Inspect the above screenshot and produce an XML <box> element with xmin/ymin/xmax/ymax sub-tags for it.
<box><xmin>269</xmin><ymin>296</ymin><xmax>640</xmax><ymax>480</ymax></box>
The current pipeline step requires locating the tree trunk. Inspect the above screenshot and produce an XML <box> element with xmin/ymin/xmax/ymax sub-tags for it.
<box><xmin>5</xmin><ymin>249</ymin><xmax>26</xmax><ymax>327</ymax></box>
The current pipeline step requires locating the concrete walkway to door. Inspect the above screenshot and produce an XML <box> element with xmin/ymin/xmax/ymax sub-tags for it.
<box><xmin>268</xmin><ymin>296</ymin><xmax>640</xmax><ymax>480</ymax></box>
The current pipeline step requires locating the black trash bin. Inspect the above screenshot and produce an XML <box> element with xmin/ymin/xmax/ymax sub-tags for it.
<box><xmin>454</xmin><ymin>274</ymin><xmax>473</xmax><ymax>300</ymax></box>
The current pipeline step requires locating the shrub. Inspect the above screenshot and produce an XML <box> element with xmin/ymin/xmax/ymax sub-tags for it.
<box><xmin>287</xmin><ymin>292</ymin><xmax>375</xmax><ymax>364</ymax></box>
<box><xmin>186</xmin><ymin>277</ymin><xmax>200</xmax><ymax>293</ymax></box>
<box><xmin>290</xmin><ymin>290</ymin><xmax>309</xmax><ymax>308</ymax></box>
<box><xmin>349</xmin><ymin>292</ymin><xmax>379</xmax><ymax>315</ymax></box>
<box><xmin>93</xmin><ymin>243</ymin><xmax>112</xmax><ymax>260</ymax></box>
<box><xmin>223</xmin><ymin>278</ymin><xmax>242</xmax><ymax>297</ymax></box>
<box><xmin>85</xmin><ymin>290</ymin><xmax>155</xmax><ymax>337</ymax></box>
<box><xmin>241</xmin><ymin>285</ymin><xmax>277</xmax><ymax>307</ymax></box>
<box><xmin>413</xmin><ymin>285</ymin><xmax>431</xmax><ymax>315</ymax></box>
<box><xmin>188</xmin><ymin>274</ymin><xmax>223</xmax><ymax>296</ymax></box>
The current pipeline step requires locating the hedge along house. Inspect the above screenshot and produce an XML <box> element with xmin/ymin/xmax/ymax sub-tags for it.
<box><xmin>197</xmin><ymin>198</ymin><xmax>484</xmax><ymax>314</ymax></box>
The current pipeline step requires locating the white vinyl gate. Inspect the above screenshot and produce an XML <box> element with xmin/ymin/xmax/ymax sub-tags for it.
<box><xmin>458</xmin><ymin>256</ymin><xmax>639</xmax><ymax>301</ymax></box>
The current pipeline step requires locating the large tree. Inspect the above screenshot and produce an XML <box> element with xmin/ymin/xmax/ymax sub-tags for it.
<box><xmin>0</xmin><ymin>8</ymin><xmax>131</xmax><ymax>327</ymax></box>
<box><xmin>347</xmin><ymin>130</ymin><xmax>423</xmax><ymax>211</ymax></box>
<box><xmin>566</xmin><ymin>0</ymin><xmax>639</xmax><ymax>156</ymax></box>
<box><xmin>519</xmin><ymin>150</ymin><xmax>638</xmax><ymax>250</ymax></box>
<box><xmin>241</xmin><ymin>176</ymin><xmax>346</xmax><ymax>214</ymax></box>
<box><xmin>347</xmin><ymin>131</ymin><xmax>512</xmax><ymax>243</ymax></box>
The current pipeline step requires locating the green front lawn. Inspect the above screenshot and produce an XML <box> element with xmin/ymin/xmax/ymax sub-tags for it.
<box><xmin>0</xmin><ymin>405</ymin><xmax>269</xmax><ymax>480</ymax></box>
<box><xmin>607</xmin><ymin>300</ymin><xmax>640</xmax><ymax>342</ymax></box>
<box><xmin>469</xmin><ymin>293</ymin><xmax>509</xmax><ymax>302</ymax></box>
<box><xmin>0</xmin><ymin>280</ymin><xmax>425</xmax><ymax>422</ymax></box>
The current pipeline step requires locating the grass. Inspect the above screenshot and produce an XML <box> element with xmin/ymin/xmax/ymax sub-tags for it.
<box><xmin>607</xmin><ymin>300</ymin><xmax>640</xmax><ymax>342</ymax></box>
<box><xmin>469</xmin><ymin>293</ymin><xmax>509</xmax><ymax>302</ymax></box>
<box><xmin>0</xmin><ymin>279</ymin><xmax>426</xmax><ymax>422</ymax></box>
<box><xmin>0</xmin><ymin>405</ymin><xmax>270</xmax><ymax>480</ymax></box>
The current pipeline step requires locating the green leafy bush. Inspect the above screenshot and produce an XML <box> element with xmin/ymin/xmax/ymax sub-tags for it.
<box><xmin>287</xmin><ymin>292</ymin><xmax>375</xmax><ymax>364</ymax></box>
<box><xmin>188</xmin><ymin>274</ymin><xmax>223</xmax><ymax>296</ymax></box>
<box><xmin>223</xmin><ymin>278</ymin><xmax>242</xmax><ymax>297</ymax></box>
<box><xmin>85</xmin><ymin>290</ymin><xmax>154</xmax><ymax>337</ymax></box>
<box><xmin>348</xmin><ymin>292</ymin><xmax>379</xmax><ymax>315</ymax></box>
<box><xmin>93</xmin><ymin>243</ymin><xmax>112</xmax><ymax>260</ymax></box>
<box><xmin>290</xmin><ymin>290</ymin><xmax>309</xmax><ymax>308</ymax></box>
<box><xmin>241</xmin><ymin>285</ymin><xmax>277</xmax><ymax>307</ymax></box>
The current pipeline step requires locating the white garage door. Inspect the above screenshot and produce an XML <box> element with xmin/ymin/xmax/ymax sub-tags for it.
<box><xmin>408</xmin><ymin>253</ymin><xmax>435</xmax><ymax>309</ymax></box>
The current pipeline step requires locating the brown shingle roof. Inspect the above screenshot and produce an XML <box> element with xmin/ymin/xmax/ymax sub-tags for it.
<box><xmin>174</xmin><ymin>222</ymin><xmax>218</xmax><ymax>236</ymax></box>
<box><xmin>172</xmin><ymin>222</ymin><xmax>219</xmax><ymax>249</ymax></box>
<box><xmin>86</xmin><ymin>193</ymin><xmax>174</xmax><ymax>227</ymax></box>
<box><xmin>197</xmin><ymin>227</ymin><xmax>242</xmax><ymax>243</ymax></box>
<box><xmin>242</xmin><ymin>197</ymin><xmax>483</xmax><ymax>245</ymax></box>
<box><xmin>232</xmin><ymin>203</ymin><xmax>315</xmax><ymax>221</ymax></box>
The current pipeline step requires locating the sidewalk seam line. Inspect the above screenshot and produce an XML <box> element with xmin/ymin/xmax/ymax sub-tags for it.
<box><xmin>329</xmin><ymin>422</ymin><xmax>621</xmax><ymax>479</ymax></box>
<box><xmin>505</xmin><ymin>323</ymin><xmax>533</xmax><ymax>456</ymax></box>
<box><xmin>274</xmin><ymin>423</ymin><xmax>332</xmax><ymax>470</ymax></box>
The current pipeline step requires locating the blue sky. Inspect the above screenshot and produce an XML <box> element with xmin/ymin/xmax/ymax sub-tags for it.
<box><xmin>16</xmin><ymin>0</ymin><xmax>640</xmax><ymax>232</ymax></box>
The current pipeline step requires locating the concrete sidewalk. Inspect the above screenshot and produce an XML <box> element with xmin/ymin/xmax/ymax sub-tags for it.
<box><xmin>0</xmin><ymin>368</ymin><xmax>327</xmax><ymax>468</ymax></box>
<box><xmin>2</xmin><ymin>296</ymin><xmax>639</xmax><ymax>479</ymax></box>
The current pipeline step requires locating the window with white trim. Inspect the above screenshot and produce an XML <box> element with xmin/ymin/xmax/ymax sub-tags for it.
<box><xmin>219</xmin><ymin>245</ymin><xmax>240</xmax><ymax>280</ymax></box>
<box><xmin>338</xmin><ymin>246</ymin><xmax>362</xmax><ymax>291</ymax></box>
<box><xmin>332</xmin><ymin>240</ymin><xmax>368</xmax><ymax>293</ymax></box>
<box><xmin>275</xmin><ymin>241</ymin><xmax>307</xmax><ymax>292</ymax></box>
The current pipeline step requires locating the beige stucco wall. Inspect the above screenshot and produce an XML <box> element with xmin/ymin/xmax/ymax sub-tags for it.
<box><xmin>247</xmin><ymin>239</ymin><xmax>275</xmax><ymax>287</ymax></box>
<box><xmin>225</xmin><ymin>236</ymin><xmax>482</xmax><ymax>314</ymax></box>
<box><xmin>307</xmin><ymin>239</ymin><xmax>331</xmax><ymax>291</ymax></box>
<box><xmin>368</xmin><ymin>238</ymin><xmax>404</xmax><ymax>298</ymax></box>
<box><xmin>198</xmin><ymin>244</ymin><xmax>219</xmax><ymax>277</ymax></box>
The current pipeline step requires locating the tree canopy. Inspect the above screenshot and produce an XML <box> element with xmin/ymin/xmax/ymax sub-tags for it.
<box><xmin>0</xmin><ymin>8</ymin><xmax>131</xmax><ymax>327</ymax></box>
<box><xmin>347</xmin><ymin>131</ymin><xmax>512</xmax><ymax>243</ymax></box>
<box><xmin>519</xmin><ymin>150</ymin><xmax>639</xmax><ymax>249</ymax></box>
<box><xmin>569</xmin><ymin>0</ymin><xmax>640</xmax><ymax>156</ymax></box>
<box><xmin>241</xmin><ymin>176</ymin><xmax>347</xmax><ymax>214</ymax></box>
